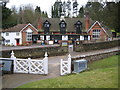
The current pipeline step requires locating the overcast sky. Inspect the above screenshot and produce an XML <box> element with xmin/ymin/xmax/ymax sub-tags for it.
<box><xmin>6</xmin><ymin>0</ymin><xmax>88</xmax><ymax>17</ymax></box>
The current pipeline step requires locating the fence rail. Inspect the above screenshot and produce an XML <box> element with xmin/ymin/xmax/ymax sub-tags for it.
<box><xmin>10</xmin><ymin>51</ymin><xmax>48</xmax><ymax>75</ymax></box>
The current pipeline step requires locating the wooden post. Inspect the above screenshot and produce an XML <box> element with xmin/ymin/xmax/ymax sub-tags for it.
<box><xmin>11</xmin><ymin>51</ymin><xmax>16</xmax><ymax>73</ymax></box>
<box><xmin>44</xmin><ymin>52</ymin><xmax>48</xmax><ymax>75</ymax></box>
<box><xmin>68</xmin><ymin>54</ymin><xmax>71</xmax><ymax>74</ymax></box>
<box><xmin>13</xmin><ymin>57</ymin><xmax>16</xmax><ymax>73</ymax></box>
<box><xmin>28</xmin><ymin>58</ymin><xmax>31</xmax><ymax>74</ymax></box>
<box><xmin>11</xmin><ymin>50</ymin><xmax>15</xmax><ymax>58</ymax></box>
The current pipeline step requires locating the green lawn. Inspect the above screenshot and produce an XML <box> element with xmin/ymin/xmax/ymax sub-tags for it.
<box><xmin>16</xmin><ymin>55</ymin><xmax>118</xmax><ymax>88</ymax></box>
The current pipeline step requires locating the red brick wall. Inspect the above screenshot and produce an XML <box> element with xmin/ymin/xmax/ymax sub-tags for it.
<box><xmin>22</xmin><ymin>25</ymin><xmax>38</xmax><ymax>44</ymax></box>
<box><xmin>88</xmin><ymin>23</ymin><xmax>108</xmax><ymax>41</ymax></box>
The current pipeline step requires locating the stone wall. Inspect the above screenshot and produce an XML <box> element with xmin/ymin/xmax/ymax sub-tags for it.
<box><xmin>71</xmin><ymin>51</ymin><xmax>119</xmax><ymax>71</ymax></box>
<box><xmin>72</xmin><ymin>51</ymin><xmax>119</xmax><ymax>63</ymax></box>
<box><xmin>2</xmin><ymin>46</ymin><xmax>68</xmax><ymax>58</ymax></box>
<box><xmin>74</xmin><ymin>40</ymin><xmax>119</xmax><ymax>52</ymax></box>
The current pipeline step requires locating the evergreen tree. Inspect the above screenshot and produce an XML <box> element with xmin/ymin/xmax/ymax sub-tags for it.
<box><xmin>78</xmin><ymin>6</ymin><xmax>84</xmax><ymax>18</ymax></box>
<box><xmin>2</xmin><ymin>2</ymin><xmax>17</xmax><ymax>29</ymax></box>
<box><xmin>51</xmin><ymin>6</ymin><xmax>54</xmax><ymax>18</ymax></box>
<box><xmin>35</xmin><ymin>6</ymin><xmax>41</xmax><ymax>15</ymax></box>
<box><xmin>84</xmin><ymin>2</ymin><xmax>119</xmax><ymax>33</ymax></box>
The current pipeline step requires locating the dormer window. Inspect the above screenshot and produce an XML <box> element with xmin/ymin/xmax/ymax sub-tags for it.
<box><xmin>61</xmin><ymin>22</ymin><xmax>66</xmax><ymax>28</ymax></box>
<box><xmin>43</xmin><ymin>20</ymin><xmax>51</xmax><ymax>34</ymax></box>
<box><xmin>59</xmin><ymin>20</ymin><xmax>67</xmax><ymax>34</ymax></box>
<box><xmin>74</xmin><ymin>20</ymin><xmax>82</xmax><ymax>34</ymax></box>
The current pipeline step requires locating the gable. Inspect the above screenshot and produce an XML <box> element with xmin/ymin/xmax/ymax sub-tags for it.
<box><xmin>92</xmin><ymin>23</ymin><xmax>101</xmax><ymax>29</ymax></box>
<box><xmin>87</xmin><ymin>21</ymin><xmax>108</xmax><ymax>36</ymax></box>
<box><xmin>26</xmin><ymin>28</ymin><xmax>33</xmax><ymax>32</ymax></box>
<box><xmin>21</xmin><ymin>23</ymin><xmax>38</xmax><ymax>34</ymax></box>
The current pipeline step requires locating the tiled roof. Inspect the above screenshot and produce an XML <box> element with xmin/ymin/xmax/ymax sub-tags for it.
<box><xmin>3</xmin><ymin>24</ymin><xmax>27</xmax><ymax>32</ymax></box>
<box><xmin>38</xmin><ymin>17</ymin><xmax>94</xmax><ymax>32</ymax></box>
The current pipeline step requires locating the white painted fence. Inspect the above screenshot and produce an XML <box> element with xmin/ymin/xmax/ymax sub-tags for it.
<box><xmin>60</xmin><ymin>54</ymin><xmax>71</xmax><ymax>75</ymax></box>
<box><xmin>11</xmin><ymin>51</ymin><xmax>48</xmax><ymax>75</ymax></box>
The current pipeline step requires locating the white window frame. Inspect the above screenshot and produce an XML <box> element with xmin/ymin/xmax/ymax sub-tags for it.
<box><xmin>26</xmin><ymin>28</ymin><xmax>33</xmax><ymax>41</ymax></box>
<box><xmin>92</xmin><ymin>30</ymin><xmax>100</xmax><ymax>40</ymax></box>
<box><xmin>6</xmin><ymin>32</ymin><xmax>9</xmax><ymax>36</ymax></box>
<box><xmin>16</xmin><ymin>32</ymin><xmax>19</xmax><ymax>36</ymax></box>
<box><xmin>26</xmin><ymin>32</ymin><xmax>32</xmax><ymax>41</ymax></box>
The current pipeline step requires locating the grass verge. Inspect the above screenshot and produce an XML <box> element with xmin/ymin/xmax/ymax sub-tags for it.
<box><xmin>16</xmin><ymin>55</ymin><xmax>118</xmax><ymax>88</ymax></box>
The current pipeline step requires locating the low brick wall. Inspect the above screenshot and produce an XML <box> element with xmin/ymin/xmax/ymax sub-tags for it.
<box><xmin>2</xmin><ymin>46</ymin><xmax>68</xmax><ymax>58</ymax></box>
<box><xmin>74</xmin><ymin>40</ymin><xmax>119</xmax><ymax>52</ymax></box>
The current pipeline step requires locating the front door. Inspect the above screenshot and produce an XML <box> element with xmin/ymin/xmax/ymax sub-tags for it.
<box><xmin>16</xmin><ymin>39</ymin><xmax>20</xmax><ymax>46</ymax></box>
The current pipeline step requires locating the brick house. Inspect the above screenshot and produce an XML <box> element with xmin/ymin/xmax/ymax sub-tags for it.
<box><xmin>2</xmin><ymin>23</ymin><xmax>38</xmax><ymax>46</ymax></box>
<box><xmin>87</xmin><ymin>21</ymin><xmax>109</xmax><ymax>41</ymax></box>
<box><xmin>32</xmin><ymin>16</ymin><xmax>93</xmax><ymax>44</ymax></box>
<box><xmin>32</xmin><ymin>13</ymin><xmax>110</xmax><ymax>44</ymax></box>
<box><xmin>1</xmin><ymin>12</ymin><xmax>111</xmax><ymax>46</ymax></box>
<box><xmin>85</xmin><ymin>11</ymin><xmax>110</xmax><ymax>41</ymax></box>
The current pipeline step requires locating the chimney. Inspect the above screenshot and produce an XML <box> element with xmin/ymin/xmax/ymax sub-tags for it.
<box><xmin>37</xmin><ymin>17</ymin><xmax>42</xmax><ymax>30</ymax></box>
<box><xmin>85</xmin><ymin>11</ymin><xmax>90</xmax><ymax>30</ymax></box>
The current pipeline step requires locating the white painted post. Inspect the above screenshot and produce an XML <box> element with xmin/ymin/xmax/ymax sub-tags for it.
<box><xmin>11</xmin><ymin>51</ymin><xmax>16</xmax><ymax>73</ymax></box>
<box><xmin>44</xmin><ymin>52</ymin><xmax>48</xmax><ymax>75</ymax></box>
<box><xmin>60</xmin><ymin>59</ymin><xmax>63</xmax><ymax>75</ymax></box>
<box><xmin>68</xmin><ymin>54</ymin><xmax>71</xmax><ymax>74</ymax></box>
<box><xmin>11</xmin><ymin>50</ymin><xmax>15</xmax><ymax>58</ymax></box>
<box><xmin>28</xmin><ymin>58</ymin><xmax>31</xmax><ymax>74</ymax></box>
<box><xmin>13</xmin><ymin>57</ymin><xmax>16</xmax><ymax>73</ymax></box>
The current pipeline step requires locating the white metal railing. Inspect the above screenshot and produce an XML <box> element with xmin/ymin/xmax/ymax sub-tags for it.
<box><xmin>60</xmin><ymin>54</ymin><xmax>71</xmax><ymax>75</ymax></box>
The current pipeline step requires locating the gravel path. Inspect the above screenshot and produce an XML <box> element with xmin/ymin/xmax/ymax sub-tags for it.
<box><xmin>2</xmin><ymin>47</ymin><xmax>119</xmax><ymax>88</ymax></box>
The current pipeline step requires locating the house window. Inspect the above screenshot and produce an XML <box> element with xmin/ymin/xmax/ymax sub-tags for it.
<box><xmin>6</xmin><ymin>32</ymin><xmax>9</xmax><ymax>36</ymax></box>
<box><xmin>26</xmin><ymin>32</ymin><xmax>32</xmax><ymax>41</ymax></box>
<box><xmin>59</xmin><ymin>20</ymin><xmax>67</xmax><ymax>34</ymax></box>
<box><xmin>92</xmin><ymin>30</ymin><xmax>100</xmax><ymax>39</ymax></box>
<box><xmin>43</xmin><ymin>20</ymin><xmax>51</xmax><ymax>34</ymax></box>
<box><xmin>16</xmin><ymin>32</ymin><xmax>19</xmax><ymax>36</ymax></box>
<box><xmin>6</xmin><ymin>40</ymin><xmax>10</xmax><ymax>44</ymax></box>
<box><xmin>74</xmin><ymin>20</ymin><xmax>82</xmax><ymax>34</ymax></box>
<box><xmin>60</xmin><ymin>23</ymin><xmax>66</xmax><ymax>28</ymax></box>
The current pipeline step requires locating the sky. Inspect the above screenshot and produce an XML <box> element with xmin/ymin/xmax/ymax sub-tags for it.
<box><xmin>6</xmin><ymin>0</ymin><xmax>88</xmax><ymax>17</ymax></box>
